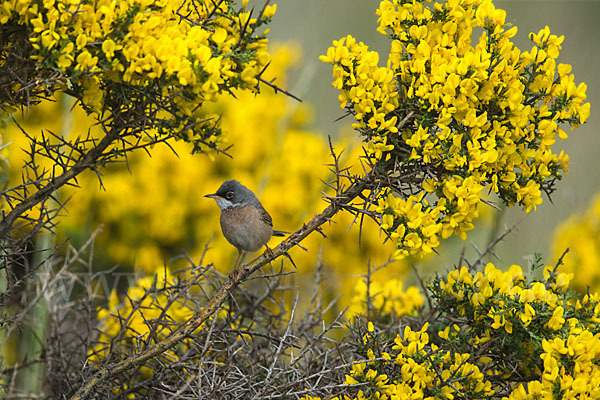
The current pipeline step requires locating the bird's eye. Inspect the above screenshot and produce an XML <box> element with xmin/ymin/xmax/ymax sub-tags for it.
<box><xmin>226</xmin><ymin>191</ymin><xmax>234</xmax><ymax>200</ymax></box>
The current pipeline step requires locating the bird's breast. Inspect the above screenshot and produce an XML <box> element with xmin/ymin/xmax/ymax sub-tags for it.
<box><xmin>220</xmin><ymin>205</ymin><xmax>273</xmax><ymax>252</ymax></box>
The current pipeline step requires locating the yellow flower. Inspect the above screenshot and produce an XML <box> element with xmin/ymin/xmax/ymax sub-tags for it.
<box><xmin>545</xmin><ymin>306</ymin><xmax>565</xmax><ymax>331</ymax></box>
<box><xmin>262</xmin><ymin>4</ymin><xmax>277</xmax><ymax>18</ymax></box>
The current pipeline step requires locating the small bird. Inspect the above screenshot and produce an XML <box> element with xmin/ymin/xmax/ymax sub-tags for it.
<box><xmin>205</xmin><ymin>180</ymin><xmax>286</xmax><ymax>267</ymax></box>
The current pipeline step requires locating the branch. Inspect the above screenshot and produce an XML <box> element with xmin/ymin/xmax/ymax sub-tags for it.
<box><xmin>69</xmin><ymin>172</ymin><xmax>372</xmax><ymax>400</ymax></box>
<box><xmin>468</xmin><ymin>220</ymin><xmax>521</xmax><ymax>272</ymax></box>
<box><xmin>0</xmin><ymin>127</ymin><xmax>118</xmax><ymax>239</ymax></box>
<box><xmin>257</xmin><ymin>76</ymin><xmax>302</xmax><ymax>103</ymax></box>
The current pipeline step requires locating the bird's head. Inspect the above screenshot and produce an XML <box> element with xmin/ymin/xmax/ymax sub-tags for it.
<box><xmin>204</xmin><ymin>180</ymin><xmax>260</xmax><ymax>210</ymax></box>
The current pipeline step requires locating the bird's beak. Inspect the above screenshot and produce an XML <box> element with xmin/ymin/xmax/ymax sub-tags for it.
<box><xmin>204</xmin><ymin>193</ymin><xmax>219</xmax><ymax>199</ymax></box>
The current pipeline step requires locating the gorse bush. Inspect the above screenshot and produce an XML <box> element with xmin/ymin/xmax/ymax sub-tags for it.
<box><xmin>320</xmin><ymin>0</ymin><xmax>590</xmax><ymax>259</ymax></box>
<box><xmin>0</xmin><ymin>0</ymin><xmax>275</xmax><ymax>114</ymax></box>
<box><xmin>0</xmin><ymin>0</ymin><xmax>594</xmax><ymax>399</ymax></box>
<box><xmin>0</xmin><ymin>0</ymin><xmax>275</xmax><ymax>244</ymax></box>
<box><xmin>302</xmin><ymin>262</ymin><xmax>600</xmax><ymax>399</ymax></box>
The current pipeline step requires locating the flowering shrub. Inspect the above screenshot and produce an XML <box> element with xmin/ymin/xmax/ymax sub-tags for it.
<box><xmin>340</xmin><ymin>322</ymin><xmax>494</xmax><ymax>399</ymax></box>
<box><xmin>320</xmin><ymin>0</ymin><xmax>590</xmax><ymax>259</ymax></box>
<box><xmin>0</xmin><ymin>0</ymin><xmax>283</xmax><ymax>249</ymax></box>
<box><xmin>304</xmin><ymin>261</ymin><xmax>600</xmax><ymax>400</ymax></box>
<box><xmin>0</xmin><ymin>0</ymin><xmax>275</xmax><ymax>152</ymax></box>
<box><xmin>90</xmin><ymin>267</ymin><xmax>196</xmax><ymax>363</ymax></box>
<box><xmin>432</xmin><ymin>262</ymin><xmax>600</xmax><ymax>398</ymax></box>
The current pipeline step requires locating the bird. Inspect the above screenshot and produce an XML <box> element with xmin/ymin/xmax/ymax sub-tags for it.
<box><xmin>205</xmin><ymin>180</ymin><xmax>286</xmax><ymax>267</ymax></box>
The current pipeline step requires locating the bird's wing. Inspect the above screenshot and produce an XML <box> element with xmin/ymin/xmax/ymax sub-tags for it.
<box><xmin>258</xmin><ymin>205</ymin><xmax>274</xmax><ymax>227</ymax></box>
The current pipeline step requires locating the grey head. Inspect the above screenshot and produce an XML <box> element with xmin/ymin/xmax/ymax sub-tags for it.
<box><xmin>204</xmin><ymin>180</ymin><xmax>261</xmax><ymax>210</ymax></box>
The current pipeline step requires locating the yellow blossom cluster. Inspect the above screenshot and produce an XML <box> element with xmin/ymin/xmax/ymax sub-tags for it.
<box><xmin>1</xmin><ymin>0</ymin><xmax>276</xmax><ymax>152</ymax></box>
<box><xmin>552</xmin><ymin>194</ymin><xmax>600</xmax><ymax>294</ymax></box>
<box><xmin>305</xmin><ymin>322</ymin><xmax>494</xmax><ymax>400</ymax></box>
<box><xmin>305</xmin><ymin>260</ymin><xmax>600</xmax><ymax>400</ymax></box>
<box><xmin>320</xmin><ymin>0</ymin><xmax>590</xmax><ymax>259</ymax></box>
<box><xmin>90</xmin><ymin>266</ymin><xmax>195</xmax><ymax>363</ymax></box>
<box><xmin>433</xmin><ymin>262</ymin><xmax>600</xmax><ymax>398</ymax></box>
<box><xmin>439</xmin><ymin>264</ymin><xmax>575</xmax><ymax>333</ymax></box>
<box><xmin>347</xmin><ymin>276</ymin><xmax>423</xmax><ymax>319</ymax></box>
<box><xmin>321</xmin><ymin>35</ymin><xmax>400</xmax><ymax>136</ymax></box>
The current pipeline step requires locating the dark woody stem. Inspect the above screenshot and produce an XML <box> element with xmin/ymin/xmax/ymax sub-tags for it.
<box><xmin>0</xmin><ymin>129</ymin><xmax>119</xmax><ymax>239</ymax></box>
<box><xmin>69</xmin><ymin>173</ymin><xmax>372</xmax><ymax>400</ymax></box>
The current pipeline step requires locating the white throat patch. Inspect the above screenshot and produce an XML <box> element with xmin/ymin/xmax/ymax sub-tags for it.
<box><xmin>214</xmin><ymin>197</ymin><xmax>235</xmax><ymax>210</ymax></box>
